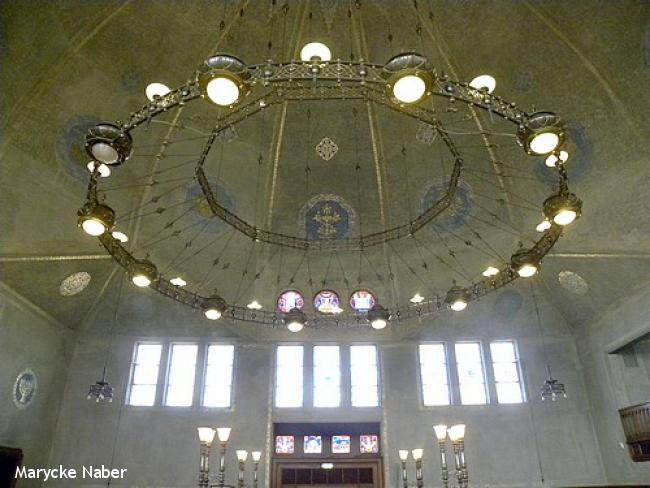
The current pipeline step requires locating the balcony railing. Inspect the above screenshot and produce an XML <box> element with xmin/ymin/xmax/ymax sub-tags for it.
<box><xmin>619</xmin><ymin>401</ymin><xmax>650</xmax><ymax>462</ymax></box>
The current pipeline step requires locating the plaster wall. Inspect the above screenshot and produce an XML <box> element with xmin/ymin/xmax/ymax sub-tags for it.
<box><xmin>0</xmin><ymin>283</ymin><xmax>72</xmax><ymax>488</ymax></box>
<box><xmin>576</xmin><ymin>283</ymin><xmax>650</xmax><ymax>483</ymax></box>
<box><xmin>45</xmin><ymin>284</ymin><xmax>608</xmax><ymax>488</ymax></box>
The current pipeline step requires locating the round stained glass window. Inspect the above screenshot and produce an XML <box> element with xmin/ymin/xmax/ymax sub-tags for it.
<box><xmin>313</xmin><ymin>290</ymin><xmax>341</xmax><ymax>314</ymax></box>
<box><xmin>277</xmin><ymin>290</ymin><xmax>304</xmax><ymax>313</ymax></box>
<box><xmin>349</xmin><ymin>289</ymin><xmax>377</xmax><ymax>312</ymax></box>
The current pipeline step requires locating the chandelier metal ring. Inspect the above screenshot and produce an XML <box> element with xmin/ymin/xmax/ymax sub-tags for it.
<box><xmin>79</xmin><ymin>52</ymin><xmax>578</xmax><ymax>329</ymax></box>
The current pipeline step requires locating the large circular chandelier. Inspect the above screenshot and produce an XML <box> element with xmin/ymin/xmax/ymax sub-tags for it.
<box><xmin>77</xmin><ymin>44</ymin><xmax>581</xmax><ymax>331</ymax></box>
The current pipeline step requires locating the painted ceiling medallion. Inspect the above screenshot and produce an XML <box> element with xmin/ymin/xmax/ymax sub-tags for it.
<box><xmin>215</xmin><ymin>124</ymin><xmax>238</xmax><ymax>143</ymax></box>
<box><xmin>59</xmin><ymin>271</ymin><xmax>92</xmax><ymax>296</ymax></box>
<box><xmin>416</xmin><ymin>122</ymin><xmax>437</xmax><ymax>145</ymax></box>
<box><xmin>315</xmin><ymin>137</ymin><xmax>339</xmax><ymax>161</ymax></box>
<box><xmin>558</xmin><ymin>270</ymin><xmax>589</xmax><ymax>295</ymax></box>
<box><xmin>13</xmin><ymin>369</ymin><xmax>37</xmax><ymax>409</ymax></box>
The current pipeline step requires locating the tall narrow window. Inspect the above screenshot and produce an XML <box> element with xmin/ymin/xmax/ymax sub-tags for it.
<box><xmin>490</xmin><ymin>341</ymin><xmax>525</xmax><ymax>404</ymax></box>
<box><xmin>128</xmin><ymin>343</ymin><xmax>162</xmax><ymax>406</ymax></box>
<box><xmin>350</xmin><ymin>345</ymin><xmax>379</xmax><ymax>407</ymax></box>
<box><xmin>203</xmin><ymin>344</ymin><xmax>235</xmax><ymax>407</ymax></box>
<box><xmin>276</xmin><ymin>346</ymin><xmax>304</xmax><ymax>407</ymax></box>
<box><xmin>313</xmin><ymin>346</ymin><xmax>341</xmax><ymax>407</ymax></box>
<box><xmin>165</xmin><ymin>344</ymin><xmax>198</xmax><ymax>406</ymax></box>
<box><xmin>455</xmin><ymin>342</ymin><xmax>488</xmax><ymax>405</ymax></box>
<box><xmin>418</xmin><ymin>343</ymin><xmax>450</xmax><ymax>406</ymax></box>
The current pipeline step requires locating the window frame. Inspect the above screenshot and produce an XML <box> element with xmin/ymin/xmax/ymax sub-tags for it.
<box><xmin>417</xmin><ymin>342</ymin><xmax>452</xmax><ymax>407</ymax></box>
<box><xmin>201</xmin><ymin>343</ymin><xmax>236</xmax><ymax>409</ymax></box>
<box><xmin>163</xmin><ymin>342</ymin><xmax>199</xmax><ymax>407</ymax></box>
<box><xmin>312</xmin><ymin>344</ymin><xmax>342</xmax><ymax>408</ymax></box>
<box><xmin>126</xmin><ymin>341</ymin><xmax>164</xmax><ymax>407</ymax></box>
<box><xmin>454</xmin><ymin>340</ymin><xmax>489</xmax><ymax>406</ymax></box>
<box><xmin>349</xmin><ymin>344</ymin><xmax>381</xmax><ymax>408</ymax></box>
<box><xmin>274</xmin><ymin>344</ymin><xmax>305</xmax><ymax>408</ymax></box>
<box><xmin>489</xmin><ymin>340</ymin><xmax>526</xmax><ymax>404</ymax></box>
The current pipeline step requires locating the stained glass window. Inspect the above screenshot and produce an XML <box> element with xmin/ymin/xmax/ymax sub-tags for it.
<box><xmin>277</xmin><ymin>290</ymin><xmax>304</xmax><ymax>313</ymax></box>
<box><xmin>313</xmin><ymin>289</ymin><xmax>341</xmax><ymax>314</ymax></box>
<box><xmin>275</xmin><ymin>435</ymin><xmax>295</xmax><ymax>454</ymax></box>
<box><xmin>349</xmin><ymin>289</ymin><xmax>376</xmax><ymax>312</ymax></box>
<box><xmin>303</xmin><ymin>435</ymin><xmax>322</xmax><ymax>454</ymax></box>
<box><xmin>332</xmin><ymin>435</ymin><xmax>351</xmax><ymax>453</ymax></box>
<box><xmin>359</xmin><ymin>434</ymin><xmax>379</xmax><ymax>454</ymax></box>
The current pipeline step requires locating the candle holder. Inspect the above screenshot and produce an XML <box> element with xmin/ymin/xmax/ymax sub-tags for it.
<box><xmin>196</xmin><ymin>427</ymin><xmax>263</xmax><ymax>488</ymax></box>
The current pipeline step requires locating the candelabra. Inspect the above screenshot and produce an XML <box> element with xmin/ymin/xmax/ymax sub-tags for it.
<box><xmin>433</xmin><ymin>424</ymin><xmax>468</xmax><ymax>488</ymax></box>
<box><xmin>398</xmin><ymin>448</ymin><xmax>424</xmax><ymax>488</ymax></box>
<box><xmin>197</xmin><ymin>427</ymin><xmax>263</xmax><ymax>488</ymax></box>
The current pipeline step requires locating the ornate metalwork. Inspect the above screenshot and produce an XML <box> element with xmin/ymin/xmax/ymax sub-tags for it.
<box><xmin>81</xmin><ymin>53</ymin><xmax>578</xmax><ymax>328</ymax></box>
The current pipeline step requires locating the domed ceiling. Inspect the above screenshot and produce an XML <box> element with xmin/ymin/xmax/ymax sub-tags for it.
<box><xmin>1</xmin><ymin>0</ymin><xmax>650</xmax><ymax>334</ymax></box>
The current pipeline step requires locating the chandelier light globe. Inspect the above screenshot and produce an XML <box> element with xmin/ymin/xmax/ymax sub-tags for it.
<box><xmin>517</xmin><ymin>112</ymin><xmax>565</xmax><ymax>156</ymax></box>
<box><xmin>384</xmin><ymin>52</ymin><xmax>433</xmax><ymax>105</ymax></box>
<box><xmin>469</xmin><ymin>74</ymin><xmax>496</xmax><ymax>93</ymax></box>
<box><xmin>433</xmin><ymin>424</ymin><xmax>448</xmax><ymax>441</ymax></box>
<box><xmin>145</xmin><ymin>82</ymin><xmax>171</xmax><ymax>101</ymax></box>
<box><xmin>197</xmin><ymin>427</ymin><xmax>216</xmax><ymax>446</ymax></box>
<box><xmin>216</xmin><ymin>427</ymin><xmax>232</xmax><ymax>443</ymax></box>
<box><xmin>198</xmin><ymin>54</ymin><xmax>250</xmax><ymax>107</ymax></box>
<box><xmin>86</xmin><ymin>161</ymin><xmax>111</xmax><ymax>178</ymax></box>
<box><xmin>285</xmin><ymin>308</ymin><xmax>306</xmax><ymax>332</ymax></box>
<box><xmin>446</xmin><ymin>286</ymin><xmax>469</xmax><ymax>312</ymax></box>
<box><xmin>91</xmin><ymin>142</ymin><xmax>119</xmax><ymax>164</ymax></box>
<box><xmin>393</xmin><ymin>75</ymin><xmax>427</xmax><ymax>104</ymax></box>
<box><xmin>411</xmin><ymin>448</ymin><xmax>424</xmax><ymax>461</ymax></box>
<box><xmin>129</xmin><ymin>259</ymin><xmax>158</xmax><ymax>287</ymax></box>
<box><xmin>448</xmin><ymin>424</ymin><xmax>466</xmax><ymax>442</ymax></box>
<box><xmin>78</xmin><ymin>202</ymin><xmax>115</xmax><ymax>236</ymax></box>
<box><xmin>170</xmin><ymin>276</ymin><xmax>187</xmax><ymax>287</ymax></box>
<box><xmin>300</xmin><ymin>42</ymin><xmax>331</xmax><ymax>62</ymax></box>
<box><xmin>536</xmin><ymin>220</ymin><xmax>552</xmax><ymax>232</ymax></box>
<box><xmin>251</xmin><ymin>451</ymin><xmax>262</xmax><ymax>462</ymax></box>
<box><xmin>247</xmin><ymin>300</ymin><xmax>262</xmax><ymax>310</ymax></box>
<box><xmin>398</xmin><ymin>450</ymin><xmax>409</xmax><ymax>462</ymax></box>
<box><xmin>511</xmin><ymin>249</ymin><xmax>539</xmax><ymax>278</ymax></box>
<box><xmin>203</xmin><ymin>295</ymin><xmax>226</xmax><ymax>320</ymax></box>
<box><xmin>545</xmin><ymin>150</ymin><xmax>569</xmax><ymax>168</ymax></box>
<box><xmin>543</xmin><ymin>193</ymin><xmax>582</xmax><ymax>226</ymax></box>
<box><xmin>236</xmin><ymin>450</ymin><xmax>249</xmax><ymax>462</ymax></box>
<box><xmin>368</xmin><ymin>304</ymin><xmax>390</xmax><ymax>329</ymax></box>
<box><xmin>85</xmin><ymin>123</ymin><xmax>134</xmax><ymax>166</ymax></box>
<box><xmin>111</xmin><ymin>230</ymin><xmax>128</xmax><ymax>242</ymax></box>
<box><xmin>482</xmin><ymin>266</ymin><xmax>500</xmax><ymax>277</ymax></box>
<box><xmin>206</xmin><ymin>77</ymin><xmax>241</xmax><ymax>106</ymax></box>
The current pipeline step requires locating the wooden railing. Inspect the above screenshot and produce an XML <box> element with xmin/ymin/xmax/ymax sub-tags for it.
<box><xmin>619</xmin><ymin>401</ymin><xmax>650</xmax><ymax>462</ymax></box>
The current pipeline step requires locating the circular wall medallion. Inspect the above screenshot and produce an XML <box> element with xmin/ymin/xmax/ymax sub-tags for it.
<box><xmin>186</xmin><ymin>177</ymin><xmax>235</xmax><ymax>234</ymax></box>
<box><xmin>313</xmin><ymin>290</ymin><xmax>341</xmax><ymax>314</ymax></box>
<box><xmin>13</xmin><ymin>369</ymin><xmax>37</xmax><ymax>409</ymax></box>
<box><xmin>277</xmin><ymin>290</ymin><xmax>304</xmax><ymax>313</ymax></box>
<box><xmin>421</xmin><ymin>180</ymin><xmax>474</xmax><ymax>232</ymax></box>
<box><xmin>56</xmin><ymin>115</ymin><xmax>103</xmax><ymax>181</ymax></box>
<box><xmin>349</xmin><ymin>289</ymin><xmax>376</xmax><ymax>312</ymax></box>
<box><xmin>59</xmin><ymin>271</ymin><xmax>92</xmax><ymax>296</ymax></box>
<box><xmin>558</xmin><ymin>270</ymin><xmax>589</xmax><ymax>295</ymax></box>
<box><xmin>299</xmin><ymin>194</ymin><xmax>355</xmax><ymax>240</ymax></box>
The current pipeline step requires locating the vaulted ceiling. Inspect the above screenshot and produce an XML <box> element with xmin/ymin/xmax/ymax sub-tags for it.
<box><xmin>1</xmin><ymin>0</ymin><xmax>649</xmax><ymax>334</ymax></box>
